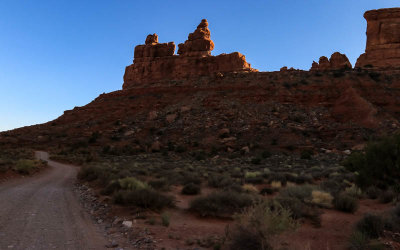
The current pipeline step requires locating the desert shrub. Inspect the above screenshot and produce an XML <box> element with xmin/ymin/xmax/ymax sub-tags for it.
<box><xmin>14</xmin><ymin>159</ymin><xmax>38</xmax><ymax>175</ymax></box>
<box><xmin>182</xmin><ymin>183</ymin><xmax>201</xmax><ymax>195</ymax></box>
<box><xmin>384</xmin><ymin>204</ymin><xmax>400</xmax><ymax>233</ymax></box>
<box><xmin>279</xmin><ymin>185</ymin><xmax>315</xmax><ymax>202</ymax></box>
<box><xmin>78</xmin><ymin>165</ymin><xmax>104</xmax><ymax>182</ymax></box>
<box><xmin>349</xmin><ymin>231</ymin><xmax>369</xmax><ymax>250</ymax></box>
<box><xmin>0</xmin><ymin>158</ymin><xmax>12</xmax><ymax>173</ymax></box>
<box><xmin>113</xmin><ymin>188</ymin><xmax>174</xmax><ymax>210</ymax></box>
<box><xmin>118</xmin><ymin>177</ymin><xmax>149</xmax><ymax>190</ymax></box>
<box><xmin>344</xmin><ymin>185</ymin><xmax>363</xmax><ymax>199</ymax></box>
<box><xmin>274</xmin><ymin>196</ymin><xmax>321</xmax><ymax>226</ymax></box>
<box><xmin>161</xmin><ymin>212</ymin><xmax>170</xmax><ymax>227</ymax></box>
<box><xmin>181</xmin><ymin>172</ymin><xmax>202</xmax><ymax>185</ymax></box>
<box><xmin>268</xmin><ymin>173</ymin><xmax>287</xmax><ymax>186</ymax></box>
<box><xmin>300</xmin><ymin>149</ymin><xmax>313</xmax><ymax>160</ymax></box>
<box><xmin>320</xmin><ymin>179</ymin><xmax>347</xmax><ymax>196</ymax></box>
<box><xmin>189</xmin><ymin>191</ymin><xmax>254</xmax><ymax>217</ymax></box>
<box><xmin>261</xmin><ymin>151</ymin><xmax>271</xmax><ymax>159</ymax></box>
<box><xmin>175</xmin><ymin>145</ymin><xmax>187</xmax><ymax>153</ymax></box>
<box><xmin>262</xmin><ymin>168</ymin><xmax>271</xmax><ymax>177</ymax></box>
<box><xmin>343</xmin><ymin>134</ymin><xmax>400</xmax><ymax>189</ymax></box>
<box><xmin>334</xmin><ymin>193</ymin><xmax>359</xmax><ymax>213</ymax></box>
<box><xmin>225</xmin><ymin>201</ymin><xmax>298</xmax><ymax>250</ymax></box>
<box><xmin>148</xmin><ymin>178</ymin><xmax>169</xmax><ymax>191</ymax></box>
<box><xmin>245</xmin><ymin>171</ymin><xmax>264</xmax><ymax>184</ymax></box>
<box><xmin>101</xmin><ymin>180</ymin><xmax>121</xmax><ymax>195</ymax></box>
<box><xmin>250</xmin><ymin>157</ymin><xmax>262</xmax><ymax>165</ymax></box>
<box><xmin>356</xmin><ymin>214</ymin><xmax>384</xmax><ymax>239</ymax></box>
<box><xmin>294</xmin><ymin>174</ymin><xmax>313</xmax><ymax>184</ymax></box>
<box><xmin>208</xmin><ymin>174</ymin><xmax>232</xmax><ymax>188</ymax></box>
<box><xmin>260</xmin><ymin>187</ymin><xmax>277</xmax><ymax>195</ymax></box>
<box><xmin>379</xmin><ymin>189</ymin><xmax>395</xmax><ymax>204</ymax></box>
<box><xmin>365</xmin><ymin>186</ymin><xmax>381</xmax><ymax>199</ymax></box>
<box><xmin>395</xmin><ymin>203</ymin><xmax>400</xmax><ymax>217</ymax></box>
<box><xmin>224</xmin><ymin>183</ymin><xmax>244</xmax><ymax>193</ymax></box>
<box><xmin>274</xmin><ymin>196</ymin><xmax>304</xmax><ymax>219</ymax></box>
<box><xmin>242</xmin><ymin>184</ymin><xmax>258</xmax><ymax>193</ymax></box>
<box><xmin>311</xmin><ymin>190</ymin><xmax>333</xmax><ymax>208</ymax></box>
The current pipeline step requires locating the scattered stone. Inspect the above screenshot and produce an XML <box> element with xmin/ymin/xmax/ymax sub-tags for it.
<box><xmin>122</xmin><ymin>221</ymin><xmax>133</xmax><ymax>228</ymax></box>
<box><xmin>105</xmin><ymin>240</ymin><xmax>119</xmax><ymax>248</ymax></box>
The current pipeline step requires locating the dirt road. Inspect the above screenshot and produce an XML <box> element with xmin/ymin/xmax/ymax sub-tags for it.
<box><xmin>0</xmin><ymin>152</ymin><xmax>108</xmax><ymax>250</ymax></box>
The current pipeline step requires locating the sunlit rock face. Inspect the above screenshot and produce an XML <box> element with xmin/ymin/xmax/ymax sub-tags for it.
<box><xmin>356</xmin><ymin>8</ymin><xmax>400</xmax><ymax>69</ymax></box>
<box><xmin>310</xmin><ymin>52</ymin><xmax>352</xmax><ymax>71</ymax></box>
<box><xmin>122</xmin><ymin>19</ymin><xmax>256</xmax><ymax>89</ymax></box>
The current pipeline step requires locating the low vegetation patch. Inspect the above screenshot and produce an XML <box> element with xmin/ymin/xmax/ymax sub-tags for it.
<box><xmin>344</xmin><ymin>133</ymin><xmax>400</xmax><ymax>190</ymax></box>
<box><xmin>225</xmin><ymin>201</ymin><xmax>298</xmax><ymax>250</ymax></box>
<box><xmin>181</xmin><ymin>183</ymin><xmax>201</xmax><ymax>195</ymax></box>
<box><xmin>113</xmin><ymin>188</ymin><xmax>174</xmax><ymax>210</ymax></box>
<box><xmin>334</xmin><ymin>193</ymin><xmax>359</xmax><ymax>213</ymax></box>
<box><xmin>189</xmin><ymin>191</ymin><xmax>254</xmax><ymax>217</ymax></box>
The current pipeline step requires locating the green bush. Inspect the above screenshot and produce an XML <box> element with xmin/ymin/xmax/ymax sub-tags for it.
<box><xmin>77</xmin><ymin>165</ymin><xmax>104</xmax><ymax>182</ymax></box>
<box><xmin>365</xmin><ymin>186</ymin><xmax>381</xmax><ymax>199</ymax></box>
<box><xmin>118</xmin><ymin>177</ymin><xmax>149</xmax><ymax>190</ymax></box>
<box><xmin>101</xmin><ymin>180</ymin><xmax>121</xmax><ymax>195</ymax></box>
<box><xmin>226</xmin><ymin>201</ymin><xmax>298</xmax><ymax>250</ymax></box>
<box><xmin>379</xmin><ymin>189</ymin><xmax>395</xmax><ymax>204</ymax></box>
<box><xmin>245</xmin><ymin>171</ymin><xmax>264</xmax><ymax>184</ymax></box>
<box><xmin>334</xmin><ymin>193</ymin><xmax>359</xmax><ymax>213</ymax></box>
<box><xmin>181</xmin><ymin>183</ymin><xmax>201</xmax><ymax>195</ymax></box>
<box><xmin>356</xmin><ymin>214</ymin><xmax>384</xmax><ymax>239</ymax></box>
<box><xmin>349</xmin><ymin>231</ymin><xmax>369</xmax><ymax>250</ymax></box>
<box><xmin>161</xmin><ymin>212</ymin><xmax>170</xmax><ymax>227</ymax></box>
<box><xmin>14</xmin><ymin>159</ymin><xmax>37</xmax><ymax>175</ymax></box>
<box><xmin>189</xmin><ymin>191</ymin><xmax>254</xmax><ymax>217</ymax></box>
<box><xmin>343</xmin><ymin>134</ymin><xmax>400</xmax><ymax>189</ymax></box>
<box><xmin>148</xmin><ymin>178</ymin><xmax>169</xmax><ymax>191</ymax></box>
<box><xmin>113</xmin><ymin>188</ymin><xmax>174</xmax><ymax>210</ymax></box>
<box><xmin>279</xmin><ymin>185</ymin><xmax>315</xmax><ymax>202</ymax></box>
<box><xmin>275</xmin><ymin>196</ymin><xmax>321</xmax><ymax>227</ymax></box>
<box><xmin>208</xmin><ymin>174</ymin><xmax>232</xmax><ymax>188</ymax></box>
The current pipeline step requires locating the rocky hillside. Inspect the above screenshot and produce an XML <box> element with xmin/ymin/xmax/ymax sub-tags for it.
<box><xmin>2</xmin><ymin>69</ymin><xmax>400</xmax><ymax>157</ymax></box>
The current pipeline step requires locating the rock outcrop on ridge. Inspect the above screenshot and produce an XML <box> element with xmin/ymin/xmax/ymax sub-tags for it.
<box><xmin>123</xmin><ymin>19</ymin><xmax>256</xmax><ymax>89</ymax></box>
<box><xmin>356</xmin><ymin>8</ymin><xmax>400</xmax><ymax>69</ymax></box>
<box><xmin>311</xmin><ymin>52</ymin><xmax>352</xmax><ymax>71</ymax></box>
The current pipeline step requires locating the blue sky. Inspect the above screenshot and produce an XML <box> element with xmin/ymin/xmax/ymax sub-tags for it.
<box><xmin>0</xmin><ymin>0</ymin><xmax>399</xmax><ymax>131</ymax></box>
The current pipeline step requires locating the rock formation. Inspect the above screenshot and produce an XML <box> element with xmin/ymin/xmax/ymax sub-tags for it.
<box><xmin>177</xmin><ymin>19</ymin><xmax>214</xmax><ymax>57</ymax></box>
<box><xmin>123</xmin><ymin>19</ymin><xmax>256</xmax><ymax>89</ymax></box>
<box><xmin>311</xmin><ymin>52</ymin><xmax>352</xmax><ymax>71</ymax></box>
<box><xmin>356</xmin><ymin>8</ymin><xmax>400</xmax><ymax>69</ymax></box>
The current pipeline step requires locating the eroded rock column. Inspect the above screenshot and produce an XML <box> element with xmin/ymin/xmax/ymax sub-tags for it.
<box><xmin>356</xmin><ymin>8</ymin><xmax>400</xmax><ymax>69</ymax></box>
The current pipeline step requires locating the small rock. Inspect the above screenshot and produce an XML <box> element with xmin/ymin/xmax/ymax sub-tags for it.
<box><xmin>241</xmin><ymin>146</ymin><xmax>250</xmax><ymax>153</ymax></box>
<box><xmin>343</xmin><ymin>150</ymin><xmax>351</xmax><ymax>155</ymax></box>
<box><xmin>218</xmin><ymin>128</ymin><xmax>230</xmax><ymax>137</ymax></box>
<box><xmin>166</xmin><ymin>113</ymin><xmax>177</xmax><ymax>123</ymax></box>
<box><xmin>122</xmin><ymin>221</ymin><xmax>133</xmax><ymax>228</ymax></box>
<box><xmin>105</xmin><ymin>240</ymin><xmax>119</xmax><ymax>248</ymax></box>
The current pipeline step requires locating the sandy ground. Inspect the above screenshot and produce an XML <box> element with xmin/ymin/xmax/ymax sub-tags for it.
<box><xmin>0</xmin><ymin>151</ymin><xmax>108</xmax><ymax>250</ymax></box>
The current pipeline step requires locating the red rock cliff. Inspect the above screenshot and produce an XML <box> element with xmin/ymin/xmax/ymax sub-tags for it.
<box><xmin>356</xmin><ymin>8</ymin><xmax>400</xmax><ymax>69</ymax></box>
<box><xmin>123</xmin><ymin>19</ymin><xmax>256</xmax><ymax>89</ymax></box>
